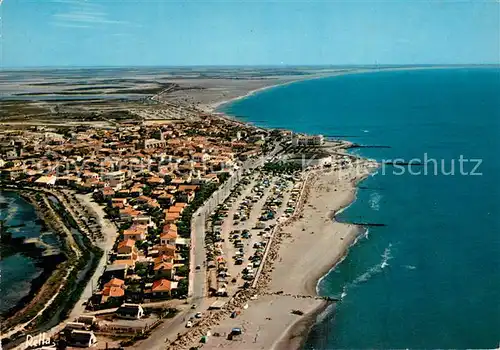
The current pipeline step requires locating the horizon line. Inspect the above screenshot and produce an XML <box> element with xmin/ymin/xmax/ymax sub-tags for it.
<box><xmin>2</xmin><ymin>63</ymin><xmax>500</xmax><ymax>71</ymax></box>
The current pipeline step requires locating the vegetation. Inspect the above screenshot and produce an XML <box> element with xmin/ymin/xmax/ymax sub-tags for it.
<box><xmin>176</xmin><ymin>265</ymin><xmax>189</xmax><ymax>277</ymax></box>
<box><xmin>177</xmin><ymin>182</ymin><xmax>219</xmax><ymax>237</ymax></box>
<box><xmin>217</xmin><ymin>172</ymin><xmax>230</xmax><ymax>183</ymax></box>
<box><xmin>263</xmin><ymin>161</ymin><xmax>302</xmax><ymax>174</ymax></box>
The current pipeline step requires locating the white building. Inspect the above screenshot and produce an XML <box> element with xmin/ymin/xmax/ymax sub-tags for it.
<box><xmin>291</xmin><ymin>134</ymin><xmax>325</xmax><ymax>146</ymax></box>
<box><xmin>102</xmin><ymin>171</ymin><xmax>126</xmax><ymax>187</ymax></box>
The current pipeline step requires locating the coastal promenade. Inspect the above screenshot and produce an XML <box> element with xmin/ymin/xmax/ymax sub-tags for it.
<box><xmin>166</xmin><ymin>155</ymin><xmax>377</xmax><ymax>350</ymax></box>
<box><xmin>162</xmin><ymin>167</ymin><xmax>311</xmax><ymax>350</ymax></box>
<box><xmin>69</xmin><ymin>193</ymin><xmax>118</xmax><ymax>320</ymax></box>
<box><xmin>189</xmin><ymin>153</ymin><xmax>269</xmax><ymax>301</ymax></box>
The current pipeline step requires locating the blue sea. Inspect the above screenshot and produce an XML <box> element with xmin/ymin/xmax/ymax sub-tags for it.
<box><xmin>220</xmin><ymin>68</ymin><xmax>500</xmax><ymax>349</ymax></box>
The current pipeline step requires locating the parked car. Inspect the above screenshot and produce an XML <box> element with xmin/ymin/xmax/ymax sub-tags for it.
<box><xmin>186</xmin><ymin>321</ymin><xmax>193</xmax><ymax>328</ymax></box>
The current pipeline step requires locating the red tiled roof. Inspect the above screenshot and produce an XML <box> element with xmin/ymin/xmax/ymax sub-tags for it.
<box><xmin>104</xmin><ymin>278</ymin><xmax>125</xmax><ymax>288</ymax></box>
<box><xmin>152</xmin><ymin>279</ymin><xmax>174</xmax><ymax>292</ymax></box>
<box><xmin>118</xmin><ymin>239</ymin><xmax>135</xmax><ymax>249</ymax></box>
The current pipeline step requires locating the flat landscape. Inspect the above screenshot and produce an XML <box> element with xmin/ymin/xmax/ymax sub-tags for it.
<box><xmin>0</xmin><ymin>66</ymin><xmax>353</xmax><ymax>125</ymax></box>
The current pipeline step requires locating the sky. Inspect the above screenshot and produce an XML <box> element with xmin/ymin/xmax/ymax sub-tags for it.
<box><xmin>1</xmin><ymin>0</ymin><xmax>499</xmax><ymax>67</ymax></box>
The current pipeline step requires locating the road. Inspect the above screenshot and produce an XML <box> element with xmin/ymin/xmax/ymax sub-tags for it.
<box><xmin>69</xmin><ymin>193</ymin><xmax>118</xmax><ymax>320</ymax></box>
<box><xmin>134</xmin><ymin>142</ymin><xmax>282</xmax><ymax>348</ymax></box>
<box><xmin>189</xmin><ymin>168</ymin><xmax>242</xmax><ymax>302</ymax></box>
<box><xmin>136</xmin><ymin>169</ymin><xmax>244</xmax><ymax>350</ymax></box>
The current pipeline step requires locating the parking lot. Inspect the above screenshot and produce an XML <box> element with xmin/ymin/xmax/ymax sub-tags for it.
<box><xmin>205</xmin><ymin>170</ymin><xmax>299</xmax><ymax>298</ymax></box>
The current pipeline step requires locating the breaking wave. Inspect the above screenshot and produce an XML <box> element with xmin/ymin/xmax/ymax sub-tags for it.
<box><xmin>316</xmin><ymin>228</ymin><xmax>371</xmax><ymax>295</ymax></box>
<box><xmin>337</xmin><ymin>243</ymin><xmax>393</xmax><ymax>300</ymax></box>
<box><xmin>368</xmin><ymin>191</ymin><xmax>381</xmax><ymax>211</ymax></box>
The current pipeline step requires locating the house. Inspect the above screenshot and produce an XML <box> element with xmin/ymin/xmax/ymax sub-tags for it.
<box><xmin>0</xmin><ymin>167</ymin><xmax>24</xmax><ymax>181</ymax></box>
<box><xmin>130</xmin><ymin>185</ymin><xmax>144</xmax><ymax>197</ymax></box>
<box><xmin>291</xmin><ymin>134</ymin><xmax>324</xmax><ymax>146</ymax></box>
<box><xmin>160</xmin><ymin>231</ymin><xmax>177</xmax><ymax>246</ymax></box>
<box><xmin>113</xmin><ymin>259</ymin><xmax>136</xmax><ymax>269</ymax></box>
<box><xmin>157</xmin><ymin>192</ymin><xmax>174</xmax><ymax>206</ymax></box>
<box><xmin>201</xmin><ymin>173</ymin><xmax>220</xmax><ymax>183</ymax></box>
<box><xmin>136</xmin><ymin>195</ymin><xmax>153</xmax><ymax>204</ymax></box>
<box><xmin>167</xmin><ymin>205</ymin><xmax>184</xmax><ymax>215</ymax></box>
<box><xmin>116</xmin><ymin>189</ymin><xmax>130</xmax><ymax>198</ymax></box>
<box><xmin>100</xmin><ymin>187</ymin><xmax>115</xmax><ymax>200</ymax></box>
<box><xmin>103</xmin><ymin>264</ymin><xmax>128</xmax><ymax>281</ymax></box>
<box><xmin>103</xmin><ymin>170</ymin><xmax>126</xmax><ymax>183</ymax></box>
<box><xmin>156</xmin><ymin>244</ymin><xmax>176</xmax><ymax>258</ymax></box>
<box><xmin>116</xmin><ymin>303</ymin><xmax>144</xmax><ymax>320</ymax></box>
<box><xmin>34</xmin><ymin>175</ymin><xmax>57</xmax><ymax>186</ymax></box>
<box><xmin>147</xmin><ymin>176</ymin><xmax>165</xmax><ymax>186</ymax></box>
<box><xmin>178</xmin><ymin>184</ymin><xmax>199</xmax><ymax>192</ymax></box>
<box><xmin>68</xmin><ymin>330</ymin><xmax>97</xmax><ymax>348</ymax></box>
<box><xmin>123</xmin><ymin>225</ymin><xmax>147</xmax><ymax>241</ymax></box>
<box><xmin>174</xmin><ymin>202</ymin><xmax>188</xmax><ymax>210</ymax></box>
<box><xmin>101</xmin><ymin>278</ymin><xmax>125</xmax><ymax>303</ymax></box>
<box><xmin>117</xmin><ymin>239</ymin><xmax>136</xmax><ymax>255</ymax></box>
<box><xmin>165</xmin><ymin>211</ymin><xmax>180</xmax><ymax>223</ymax></box>
<box><xmin>112</xmin><ymin>198</ymin><xmax>127</xmax><ymax>206</ymax></box>
<box><xmin>160</xmin><ymin>224</ymin><xmax>178</xmax><ymax>246</ymax></box>
<box><xmin>153</xmin><ymin>255</ymin><xmax>174</xmax><ymax>279</ymax></box>
<box><xmin>133</xmin><ymin>215</ymin><xmax>153</xmax><ymax>227</ymax></box>
<box><xmin>104</xmin><ymin>277</ymin><xmax>125</xmax><ymax>288</ymax></box>
<box><xmin>76</xmin><ymin>315</ymin><xmax>96</xmax><ymax>327</ymax></box>
<box><xmin>119</xmin><ymin>207</ymin><xmax>141</xmax><ymax>221</ymax></box>
<box><xmin>192</xmin><ymin>152</ymin><xmax>209</xmax><ymax>162</ymax></box>
<box><xmin>148</xmin><ymin>279</ymin><xmax>178</xmax><ymax>298</ymax></box>
<box><xmin>63</xmin><ymin>322</ymin><xmax>88</xmax><ymax>337</ymax></box>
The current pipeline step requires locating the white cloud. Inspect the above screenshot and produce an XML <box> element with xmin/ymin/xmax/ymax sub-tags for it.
<box><xmin>52</xmin><ymin>22</ymin><xmax>92</xmax><ymax>29</ymax></box>
<box><xmin>51</xmin><ymin>0</ymin><xmax>129</xmax><ymax>28</ymax></box>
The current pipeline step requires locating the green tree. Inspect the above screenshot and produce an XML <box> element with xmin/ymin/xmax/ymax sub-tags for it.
<box><xmin>163</xmin><ymin>174</ymin><xmax>172</xmax><ymax>184</ymax></box>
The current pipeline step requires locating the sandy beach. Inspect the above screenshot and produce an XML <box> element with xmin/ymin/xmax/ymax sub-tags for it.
<box><xmin>194</xmin><ymin>156</ymin><xmax>377</xmax><ymax>350</ymax></box>
<box><xmin>270</xmin><ymin>163</ymin><xmax>373</xmax><ymax>350</ymax></box>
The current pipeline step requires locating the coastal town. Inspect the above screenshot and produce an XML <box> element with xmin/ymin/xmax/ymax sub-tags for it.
<box><xmin>0</xmin><ymin>72</ymin><xmax>377</xmax><ymax>350</ymax></box>
<box><xmin>2</xmin><ymin>0</ymin><xmax>497</xmax><ymax>347</ymax></box>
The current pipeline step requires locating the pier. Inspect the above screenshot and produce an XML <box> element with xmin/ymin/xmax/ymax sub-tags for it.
<box><xmin>349</xmin><ymin>143</ymin><xmax>392</xmax><ymax>149</ymax></box>
<box><xmin>349</xmin><ymin>222</ymin><xmax>387</xmax><ymax>227</ymax></box>
<box><xmin>265</xmin><ymin>291</ymin><xmax>340</xmax><ymax>302</ymax></box>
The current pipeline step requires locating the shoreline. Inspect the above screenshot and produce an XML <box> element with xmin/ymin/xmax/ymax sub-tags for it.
<box><xmin>209</xmin><ymin>78</ymin><xmax>380</xmax><ymax>349</ymax></box>
<box><xmin>0</xmin><ymin>189</ymin><xmax>66</xmax><ymax>321</ymax></box>
<box><xmin>190</xmin><ymin>73</ymin><xmax>383</xmax><ymax>350</ymax></box>
<box><xmin>187</xmin><ymin>156</ymin><xmax>377</xmax><ymax>350</ymax></box>
<box><xmin>0</xmin><ymin>255</ymin><xmax>64</xmax><ymax>321</ymax></box>
<box><xmin>273</xmin><ymin>300</ymin><xmax>329</xmax><ymax>350</ymax></box>
<box><xmin>206</xmin><ymin>65</ymin><xmax>486</xmax><ymax>114</ymax></box>
<box><xmin>270</xmin><ymin>164</ymin><xmax>376</xmax><ymax>350</ymax></box>
<box><xmin>276</xmin><ymin>175</ymin><xmax>373</xmax><ymax>350</ymax></box>
<box><xmin>0</xmin><ymin>186</ymin><xmax>103</xmax><ymax>346</ymax></box>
